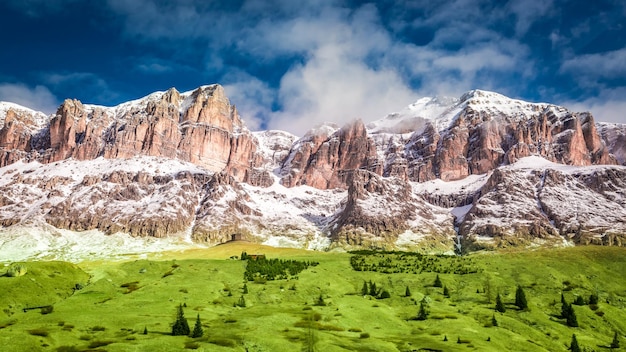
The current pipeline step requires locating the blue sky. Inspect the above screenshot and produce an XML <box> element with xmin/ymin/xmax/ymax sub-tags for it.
<box><xmin>0</xmin><ymin>0</ymin><xmax>624</xmax><ymax>134</ymax></box>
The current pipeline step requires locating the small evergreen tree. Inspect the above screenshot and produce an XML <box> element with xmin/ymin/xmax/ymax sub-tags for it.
<box><xmin>588</xmin><ymin>293</ymin><xmax>599</xmax><ymax>305</ymax></box>
<box><xmin>566</xmin><ymin>304</ymin><xmax>578</xmax><ymax>327</ymax></box>
<box><xmin>570</xmin><ymin>334</ymin><xmax>580</xmax><ymax>352</ymax></box>
<box><xmin>611</xmin><ymin>331</ymin><xmax>620</xmax><ymax>349</ymax></box>
<box><xmin>443</xmin><ymin>286</ymin><xmax>450</xmax><ymax>298</ymax></box>
<box><xmin>561</xmin><ymin>294</ymin><xmax>570</xmax><ymax>319</ymax></box>
<box><xmin>573</xmin><ymin>296</ymin><xmax>585</xmax><ymax>306</ymax></box>
<box><xmin>416</xmin><ymin>301</ymin><xmax>429</xmax><ymax>320</ymax></box>
<box><xmin>242</xmin><ymin>283</ymin><xmax>248</xmax><ymax>294</ymax></box>
<box><xmin>434</xmin><ymin>275</ymin><xmax>442</xmax><ymax>288</ymax></box>
<box><xmin>495</xmin><ymin>294</ymin><xmax>506</xmax><ymax>313</ymax></box>
<box><xmin>491</xmin><ymin>314</ymin><xmax>498</xmax><ymax>327</ymax></box>
<box><xmin>515</xmin><ymin>286</ymin><xmax>528</xmax><ymax>310</ymax></box>
<box><xmin>405</xmin><ymin>286</ymin><xmax>411</xmax><ymax>297</ymax></box>
<box><xmin>369</xmin><ymin>281</ymin><xmax>378</xmax><ymax>297</ymax></box>
<box><xmin>314</xmin><ymin>294</ymin><xmax>326</xmax><ymax>306</ymax></box>
<box><xmin>362</xmin><ymin>281</ymin><xmax>369</xmax><ymax>296</ymax></box>
<box><xmin>235</xmin><ymin>295</ymin><xmax>246</xmax><ymax>308</ymax></box>
<box><xmin>443</xmin><ymin>335</ymin><xmax>448</xmax><ymax>342</ymax></box>
<box><xmin>379</xmin><ymin>290</ymin><xmax>391</xmax><ymax>299</ymax></box>
<box><xmin>143</xmin><ymin>326</ymin><xmax>148</xmax><ymax>335</ymax></box>
<box><xmin>191</xmin><ymin>314</ymin><xmax>203</xmax><ymax>338</ymax></box>
<box><xmin>172</xmin><ymin>304</ymin><xmax>190</xmax><ymax>336</ymax></box>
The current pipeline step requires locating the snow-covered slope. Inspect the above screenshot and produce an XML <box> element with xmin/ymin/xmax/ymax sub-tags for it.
<box><xmin>1</xmin><ymin>87</ymin><xmax>625</xmax><ymax>261</ymax></box>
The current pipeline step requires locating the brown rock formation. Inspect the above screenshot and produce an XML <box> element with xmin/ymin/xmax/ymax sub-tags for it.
<box><xmin>330</xmin><ymin>169</ymin><xmax>415</xmax><ymax>246</ymax></box>
<box><xmin>1</xmin><ymin>85</ymin><xmax>268</xmax><ymax>184</ymax></box>
<box><xmin>280</xmin><ymin>120</ymin><xmax>381</xmax><ymax>189</ymax></box>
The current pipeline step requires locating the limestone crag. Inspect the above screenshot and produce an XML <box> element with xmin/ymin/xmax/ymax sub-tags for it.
<box><xmin>0</xmin><ymin>85</ymin><xmax>267</xmax><ymax>184</ymax></box>
<box><xmin>0</xmin><ymin>87</ymin><xmax>625</xmax><ymax>253</ymax></box>
<box><xmin>458</xmin><ymin>162</ymin><xmax>626</xmax><ymax>250</ymax></box>
<box><xmin>329</xmin><ymin>169</ymin><xmax>455</xmax><ymax>249</ymax></box>
<box><xmin>597</xmin><ymin>122</ymin><xmax>626</xmax><ymax>165</ymax></box>
<box><xmin>280</xmin><ymin>120</ymin><xmax>381</xmax><ymax>189</ymax></box>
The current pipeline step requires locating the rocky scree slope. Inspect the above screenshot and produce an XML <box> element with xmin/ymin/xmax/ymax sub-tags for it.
<box><xmin>0</xmin><ymin>86</ymin><xmax>624</xmax><ymax>257</ymax></box>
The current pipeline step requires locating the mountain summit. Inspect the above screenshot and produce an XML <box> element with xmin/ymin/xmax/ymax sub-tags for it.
<box><xmin>0</xmin><ymin>85</ymin><xmax>624</xmax><ymax>260</ymax></box>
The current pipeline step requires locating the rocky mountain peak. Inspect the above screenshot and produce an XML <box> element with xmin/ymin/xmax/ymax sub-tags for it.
<box><xmin>0</xmin><ymin>85</ymin><xmax>625</xmax><ymax>258</ymax></box>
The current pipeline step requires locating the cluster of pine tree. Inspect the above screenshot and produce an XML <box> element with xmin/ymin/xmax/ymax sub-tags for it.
<box><xmin>494</xmin><ymin>286</ymin><xmax>528</xmax><ymax>313</ymax></box>
<box><xmin>243</xmin><ymin>255</ymin><xmax>318</xmax><ymax>281</ymax></box>
<box><xmin>360</xmin><ymin>280</ymin><xmax>390</xmax><ymax>299</ymax></box>
<box><xmin>416</xmin><ymin>299</ymin><xmax>429</xmax><ymax>320</ymax></box>
<box><xmin>171</xmin><ymin>304</ymin><xmax>204</xmax><ymax>338</ymax></box>
<box><xmin>561</xmin><ymin>294</ymin><xmax>579</xmax><ymax>327</ymax></box>
<box><xmin>349</xmin><ymin>251</ymin><xmax>480</xmax><ymax>274</ymax></box>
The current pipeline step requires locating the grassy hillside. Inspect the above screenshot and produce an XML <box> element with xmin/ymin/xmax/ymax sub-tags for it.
<box><xmin>0</xmin><ymin>243</ymin><xmax>624</xmax><ymax>351</ymax></box>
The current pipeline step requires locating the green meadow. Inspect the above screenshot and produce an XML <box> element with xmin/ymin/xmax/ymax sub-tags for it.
<box><xmin>1</xmin><ymin>242</ymin><xmax>625</xmax><ymax>351</ymax></box>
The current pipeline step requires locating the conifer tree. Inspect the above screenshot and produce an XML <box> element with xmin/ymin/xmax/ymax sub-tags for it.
<box><xmin>314</xmin><ymin>294</ymin><xmax>326</xmax><ymax>306</ymax></box>
<box><xmin>236</xmin><ymin>295</ymin><xmax>246</xmax><ymax>308</ymax></box>
<box><xmin>143</xmin><ymin>326</ymin><xmax>148</xmax><ymax>335</ymax></box>
<box><xmin>573</xmin><ymin>296</ymin><xmax>585</xmax><ymax>305</ymax></box>
<box><xmin>588</xmin><ymin>293</ymin><xmax>599</xmax><ymax>305</ymax></box>
<box><xmin>443</xmin><ymin>335</ymin><xmax>448</xmax><ymax>342</ymax></box>
<box><xmin>491</xmin><ymin>314</ymin><xmax>498</xmax><ymax>327</ymax></box>
<box><xmin>172</xmin><ymin>304</ymin><xmax>190</xmax><ymax>336</ymax></box>
<box><xmin>416</xmin><ymin>301</ymin><xmax>429</xmax><ymax>320</ymax></box>
<box><xmin>369</xmin><ymin>281</ymin><xmax>378</xmax><ymax>297</ymax></box>
<box><xmin>515</xmin><ymin>285</ymin><xmax>528</xmax><ymax>310</ymax></box>
<box><xmin>443</xmin><ymin>286</ymin><xmax>450</xmax><ymax>298</ymax></box>
<box><xmin>566</xmin><ymin>304</ymin><xmax>579</xmax><ymax>327</ymax></box>
<box><xmin>379</xmin><ymin>290</ymin><xmax>391</xmax><ymax>299</ymax></box>
<box><xmin>191</xmin><ymin>314</ymin><xmax>203</xmax><ymax>338</ymax></box>
<box><xmin>362</xmin><ymin>281</ymin><xmax>369</xmax><ymax>296</ymax></box>
<box><xmin>405</xmin><ymin>286</ymin><xmax>411</xmax><ymax>297</ymax></box>
<box><xmin>242</xmin><ymin>283</ymin><xmax>248</xmax><ymax>294</ymax></box>
<box><xmin>495</xmin><ymin>294</ymin><xmax>506</xmax><ymax>313</ymax></box>
<box><xmin>570</xmin><ymin>334</ymin><xmax>580</xmax><ymax>352</ymax></box>
<box><xmin>611</xmin><ymin>331</ymin><xmax>620</xmax><ymax>349</ymax></box>
<box><xmin>561</xmin><ymin>294</ymin><xmax>570</xmax><ymax>319</ymax></box>
<box><xmin>434</xmin><ymin>274</ymin><xmax>442</xmax><ymax>288</ymax></box>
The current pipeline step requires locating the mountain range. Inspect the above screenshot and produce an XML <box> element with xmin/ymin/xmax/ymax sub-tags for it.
<box><xmin>1</xmin><ymin>85</ymin><xmax>625</xmax><ymax>260</ymax></box>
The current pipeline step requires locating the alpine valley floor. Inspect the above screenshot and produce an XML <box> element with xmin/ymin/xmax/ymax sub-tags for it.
<box><xmin>1</xmin><ymin>242</ymin><xmax>625</xmax><ymax>351</ymax></box>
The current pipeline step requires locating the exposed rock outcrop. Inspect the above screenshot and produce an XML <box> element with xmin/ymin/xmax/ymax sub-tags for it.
<box><xmin>1</xmin><ymin>85</ymin><xmax>268</xmax><ymax>184</ymax></box>
<box><xmin>280</xmin><ymin>120</ymin><xmax>381</xmax><ymax>189</ymax></box>
<box><xmin>0</xmin><ymin>87</ymin><xmax>624</xmax><ymax>253</ymax></box>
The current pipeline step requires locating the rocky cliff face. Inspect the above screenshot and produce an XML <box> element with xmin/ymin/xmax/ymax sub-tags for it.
<box><xmin>0</xmin><ymin>87</ymin><xmax>624</xmax><ymax>257</ymax></box>
<box><xmin>0</xmin><ymin>85</ymin><xmax>267</xmax><ymax>184</ymax></box>
<box><xmin>279</xmin><ymin>120</ymin><xmax>381</xmax><ymax>189</ymax></box>
<box><xmin>457</xmin><ymin>157</ymin><xmax>626</xmax><ymax>249</ymax></box>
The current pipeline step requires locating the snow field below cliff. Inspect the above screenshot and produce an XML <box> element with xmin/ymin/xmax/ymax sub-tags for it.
<box><xmin>241</xmin><ymin>177</ymin><xmax>346</xmax><ymax>249</ymax></box>
<box><xmin>0</xmin><ymin>224</ymin><xmax>203</xmax><ymax>263</ymax></box>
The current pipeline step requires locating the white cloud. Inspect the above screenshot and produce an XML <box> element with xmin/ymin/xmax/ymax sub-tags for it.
<box><xmin>0</xmin><ymin>83</ymin><xmax>59</xmax><ymax>114</ymax></box>
<box><xmin>560</xmin><ymin>48</ymin><xmax>626</xmax><ymax>80</ymax></box>
<box><xmin>104</xmin><ymin>0</ymin><xmax>541</xmax><ymax>135</ymax></box>
<box><xmin>561</xmin><ymin>87</ymin><xmax>626</xmax><ymax>124</ymax></box>
<box><xmin>268</xmin><ymin>43</ymin><xmax>417</xmax><ymax>135</ymax></box>
<box><xmin>223</xmin><ymin>72</ymin><xmax>276</xmax><ymax>131</ymax></box>
<box><xmin>506</xmin><ymin>0</ymin><xmax>555</xmax><ymax>37</ymax></box>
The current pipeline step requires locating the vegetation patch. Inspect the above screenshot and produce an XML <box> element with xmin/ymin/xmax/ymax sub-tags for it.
<box><xmin>350</xmin><ymin>250</ymin><xmax>481</xmax><ymax>274</ymax></box>
<box><xmin>120</xmin><ymin>281</ymin><xmax>140</xmax><ymax>294</ymax></box>
<box><xmin>27</xmin><ymin>328</ymin><xmax>49</xmax><ymax>337</ymax></box>
<box><xmin>242</xmin><ymin>252</ymin><xmax>318</xmax><ymax>281</ymax></box>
